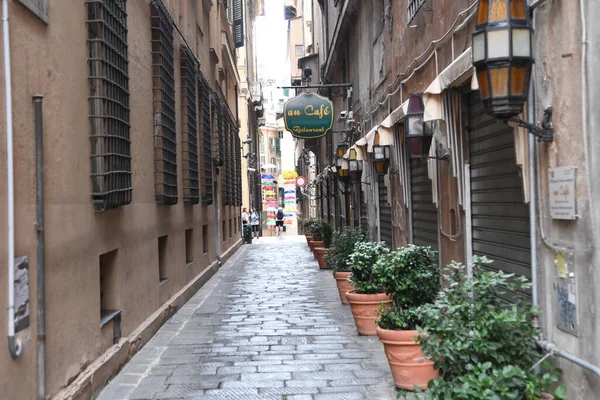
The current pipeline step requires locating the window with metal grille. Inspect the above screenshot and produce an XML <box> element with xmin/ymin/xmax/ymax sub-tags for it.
<box><xmin>180</xmin><ymin>46</ymin><xmax>200</xmax><ymax>204</ymax></box>
<box><xmin>222</xmin><ymin>113</ymin><xmax>232</xmax><ymax>206</ymax></box>
<box><xmin>235</xmin><ymin>135</ymin><xmax>242</xmax><ymax>206</ymax></box>
<box><xmin>198</xmin><ymin>76</ymin><xmax>213</xmax><ymax>205</ymax></box>
<box><xmin>212</xmin><ymin>96</ymin><xmax>224</xmax><ymax>167</ymax></box>
<box><xmin>87</xmin><ymin>0</ymin><xmax>132</xmax><ymax>212</ymax></box>
<box><xmin>151</xmin><ymin>1</ymin><xmax>178</xmax><ymax>205</ymax></box>
<box><xmin>407</xmin><ymin>0</ymin><xmax>426</xmax><ymax>22</ymax></box>
<box><xmin>232</xmin><ymin>0</ymin><xmax>244</xmax><ymax>48</ymax></box>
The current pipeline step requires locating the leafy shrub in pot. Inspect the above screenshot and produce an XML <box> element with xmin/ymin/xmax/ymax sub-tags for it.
<box><xmin>325</xmin><ymin>227</ymin><xmax>370</xmax><ymax>303</ymax></box>
<box><xmin>411</xmin><ymin>257</ymin><xmax>566</xmax><ymax>400</ymax></box>
<box><xmin>346</xmin><ymin>242</ymin><xmax>392</xmax><ymax>335</ymax></box>
<box><xmin>374</xmin><ymin>245</ymin><xmax>440</xmax><ymax>390</ymax></box>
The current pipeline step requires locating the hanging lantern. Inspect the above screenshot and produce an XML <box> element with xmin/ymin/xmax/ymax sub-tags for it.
<box><xmin>372</xmin><ymin>131</ymin><xmax>390</xmax><ymax>175</ymax></box>
<box><xmin>404</xmin><ymin>93</ymin><xmax>433</xmax><ymax>159</ymax></box>
<box><xmin>472</xmin><ymin>0</ymin><xmax>533</xmax><ymax>119</ymax></box>
<box><xmin>348</xmin><ymin>147</ymin><xmax>363</xmax><ymax>182</ymax></box>
<box><xmin>335</xmin><ymin>143</ymin><xmax>350</xmax><ymax>181</ymax></box>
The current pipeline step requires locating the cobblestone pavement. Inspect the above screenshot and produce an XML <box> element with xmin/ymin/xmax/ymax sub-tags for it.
<box><xmin>97</xmin><ymin>236</ymin><xmax>400</xmax><ymax>400</ymax></box>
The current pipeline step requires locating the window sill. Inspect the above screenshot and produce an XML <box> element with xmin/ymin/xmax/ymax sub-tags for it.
<box><xmin>186</xmin><ymin>261</ymin><xmax>194</xmax><ymax>268</ymax></box>
<box><xmin>159</xmin><ymin>278</ymin><xmax>169</xmax><ymax>286</ymax></box>
<box><xmin>100</xmin><ymin>309</ymin><xmax>121</xmax><ymax>328</ymax></box>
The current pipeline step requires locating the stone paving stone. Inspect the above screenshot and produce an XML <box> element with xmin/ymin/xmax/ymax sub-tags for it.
<box><xmin>97</xmin><ymin>237</ymin><xmax>396</xmax><ymax>399</ymax></box>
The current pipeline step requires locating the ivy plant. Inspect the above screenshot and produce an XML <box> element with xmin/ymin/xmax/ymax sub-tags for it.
<box><xmin>347</xmin><ymin>242</ymin><xmax>389</xmax><ymax>294</ymax></box>
<box><xmin>408</xmin><ymin>257</ymin><xmax>567</xmax><ymax>400</ymax></box>
<box><xmin>325</xmin><ymin>227</ymin><xmax>370</xmax><ymax>273</ymax></box>
<box><xmin>375</xmin><ymin>245</ymin><xmax>439</xmax><ymax>330</ymax></box>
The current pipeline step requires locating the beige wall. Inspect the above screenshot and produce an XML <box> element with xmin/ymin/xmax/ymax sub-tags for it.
<box><xmin>289</xmin><ymin>16</ymin><xmax>304</xmax><ymax>80</ymax></box>
<box><xmin>0</xmin><ymin>1</ymin><xmax>242</xmax><ymax>399</ymax></box>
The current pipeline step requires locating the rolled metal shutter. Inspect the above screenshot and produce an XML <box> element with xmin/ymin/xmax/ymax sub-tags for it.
<box><xmin>468</xmin><ymin>92</ymin><xmax>531</xmax><ymax>301</ymax></box>
<box><xmin>378</xmin><ymin>175</ymin><xmax>393</xmax><ymax>248</ymax></box>
<box><xmin>410</xmin><ymin>159</ymin><xmax>439</xmax><ymax>251</ymax></box>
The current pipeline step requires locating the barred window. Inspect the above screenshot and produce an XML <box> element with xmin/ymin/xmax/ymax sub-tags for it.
<box><xmin>212</xmin><ymin>96</ymin><xmax>225</xmax><ymax>167</ymax></box>
<box><xmin>180</xmin><ymin>46</ymin><xmax>200</xmax><ymax>204</ymax></box>
<box><xmin>407</xmin><ymin>0</ymin><xmax>426</xmax><ymax>22</ymax></box>
<box><xmin>151</xmin><ymin>1</ymin><xmax>178</xmax><ymax>205</ymax></box>
<box><xmin>87</xmin><ymin>0</ymin><xmax>132</xmax><ymax>212</ymax></box>
<box><xmin>198</xmin><ymin>76</ymin><xmax>213</xmax><ymax>205</ymax></box>
<box><xmin>235</xmin><ymin>135</ymin><xmax>242</xmax><ymax>206</ymax></box>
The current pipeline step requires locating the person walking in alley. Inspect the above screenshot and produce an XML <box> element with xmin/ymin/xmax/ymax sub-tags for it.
<box><xmin>242</xmin><ymin>208</ymin><xmax>248</xmax><ymax>226</ymax></box>
<box><xmin>276</xmin><ymin>205</ymin><xmax>285</xmax><ymax>236</ymax></box>
<box><xmin>250</xmin><ymin>209</ymin><xmax>260</xmax><ymax>239</ymax></box>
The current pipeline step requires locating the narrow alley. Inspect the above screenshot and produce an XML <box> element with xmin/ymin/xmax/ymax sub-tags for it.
<box><xmin>96</xmin><ymin>237</ymin><xmax>398</xmax><ymax>400</ymax></box>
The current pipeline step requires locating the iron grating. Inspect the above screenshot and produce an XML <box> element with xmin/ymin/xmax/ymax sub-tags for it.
<box><xmin>198</xmin><ymin>76</ymin><xmax>213</xmax><ymax>205</ymax></box>
<box><xmin>86</xmin><ymin>0</ymin><xmax>132</xmax><ymax>212</ymax></box>
<box><xmin>180</xmin><ymin>45</ymin><xmax>200</xmax><ymax>205</ymax></box>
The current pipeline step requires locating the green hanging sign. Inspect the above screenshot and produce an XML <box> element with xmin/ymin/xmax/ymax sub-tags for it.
<box><xmin>283</xmin><ymin>93</ymin><xmax>334</xmax><ymax>139</ymax></box>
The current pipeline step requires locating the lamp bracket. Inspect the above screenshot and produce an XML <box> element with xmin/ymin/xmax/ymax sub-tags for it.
<box><xmin>509</xmin><ymin>106</ymin><xmax>554</xmax><ymax>142</ymax></box>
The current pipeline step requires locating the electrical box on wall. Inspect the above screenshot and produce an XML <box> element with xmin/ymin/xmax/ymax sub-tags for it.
<box><xmin>554</xmin><ymin>249</ymin><xmax>578</xmax><ymax>336</ymax></box>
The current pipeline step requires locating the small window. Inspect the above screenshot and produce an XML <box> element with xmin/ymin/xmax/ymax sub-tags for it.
<box><xmin>260</xmin><ymin>156</ymin><xmax>266</xmax><ymax>165</ymax></box>
<box><xmin>407</xmin><ymin>0</ymin><xmax>426</xmax><ymax>22</ymax></box>
<box><xmin>158</xmin><ymin>235</ymin><xmax>169</xmax><ymax>284</ymax></box>
<box><xmin>271</xmin><ymin>157</ymin><xmax>276</xmax><ymax>166</ymax></box>
<box><xmin>295</xmin><ymin>45</ymin><xmax>304</xmax><ymax>56</ymax></box>
<box><xmin>99</xmin><ymin>249</ymin><xmax>120</xmax><ymax>325</ymax></box>
<box><xmin>277</xmin><ymin>131</ymin><xmax>284</xmax><ymax>139</ymax></box>
<box><xmin>185</xmin><ymin>229</ymin><xmax>194</xmax><ymax>265</ymax></box>
<box><xmin>202</xmin><ymin>225</ymin><xmax>209</xmax><ymax>254</ymax></box>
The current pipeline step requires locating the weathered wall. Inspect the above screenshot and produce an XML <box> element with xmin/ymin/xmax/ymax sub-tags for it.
<box><xmin>0</xmin><ymin>1</ymin><xmax>242</xmax><ymax>399</ymax></box>
<box><xmin>533</xmin><ymin>0</ymin><xmax>600</xmax><ymax>398</ymax></box>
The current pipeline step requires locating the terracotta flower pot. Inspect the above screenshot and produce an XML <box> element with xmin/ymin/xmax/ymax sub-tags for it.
<box><xmin>334</xmin><ymin>272</ymin><xmax>356</xmax><ymax>304</ymax></box>
<box><xmin>305</xmin><ymin>234</ymin><xmax>313</xmax><ymax>244</ymax></box>
<box><xmin>346</xmin><ymin>291</ymin><xmax>392</xmax><ymax>336</ymax></box>
<box><xmin>310</xmin><ymin>241</ymin><xmax>324</xmax><ymax>257</ymax></box>
<box><xmin>376</xmin><ymin>327</ymin><xmax>439</xmax><ymax>390</ymax></box>
<box><xmin>314</xmin><ymin>247</ymin><xmax>329</xmax><ymax>269</ymax></box>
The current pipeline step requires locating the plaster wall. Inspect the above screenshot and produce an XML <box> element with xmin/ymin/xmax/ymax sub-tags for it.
<box><xmin>0</xmin><ymin>1</ymin><xmax>241</xmax><ymax>399</ymax></box>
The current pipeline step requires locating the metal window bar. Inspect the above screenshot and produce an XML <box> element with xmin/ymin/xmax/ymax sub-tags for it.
<box><xmin>211</xmin><ymin>95</ymin><xmax>224</xmax><ymax>167</ymax></box>
<box><xmin>180</xmin><ymin>46</ymin><xmax>200</xmax><ymax>204</ymax></box>
<box><xmin>235</xmin><ymin>135</ymin><xmax>242</xmax><ymax>205</ymax></box>
<box><xmin>198</xmin><ymin>76</ymin><xmax>213</xmax><ymax>205</ymax></box>
<box><xmin>222</xmin><ymin>114</ymin><xmax>231</xmax><ymax>206</ymax></box>
<box><xmin>407</xmin><ymin>0</ymin><xmax>426</xmax><ymax>22</ymax></box>
<box><xmin>151</xmin><ymin>1</ymin><xmax>178</xmax><ymax>205</ymax></box>
<box><xmin>86</xmin><ymin>0</ymin><xmax>132</xmax><ymax>212</ymax></box>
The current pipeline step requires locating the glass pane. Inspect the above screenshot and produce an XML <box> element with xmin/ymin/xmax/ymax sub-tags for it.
<box><xmin>407</xmin><ymin>116</ymin><xmax>424</xmax><ymax>137</ymax></box>
<box><xmin>374</xmin><ymin>162</ymin><xmax>385</xmax><ymax>174</ymax></box>
<box><xmin>510</xmin><ymin>0</ymin><xmax>526</xmax><ymax>19</ymax></box>
<box><xmin>477</xmin><ymin>70</ymin><xmax>490</xmax><ymax>99</ymax></box>
<box><xmin>473</xmin><ymin>32</ymin><xmax>486</xmax><ymax>62</ymax></box>
<box><xmin>374</xmin><ymin>147</ymin><xmax>384</xmax><ymax>160</ymax></box>
<box><xmin>408</xmin><ymin>138</ymin><xmax>423</xmax><ymax>158</ymax></box>
<box><xmin>489</xmin><ymin>0</ymin><xmax>508</xmax><ymax>21</ymax></box>
<box><xmin>477</xmin><ymin>0</ymin><xmax>489</xmax><ymax>25</ymax></box>
<box><xmin>512</xmin><ymin>29</ymin><xmax>531</xmax><ymax>58</ymax></box>
<box><xmin>510</xmin><ymin>66</ymin><xmax>528</xmax><ymax>95</ymax></box>
<box><xmin>490</xmin><ymin>67</ymin><xmax>509</xmax><ymax>97</ymax></box>
<box><xmin>488</xmin><ymin>29</ymin><xmax>510</xmax><ymax>59</ymax></box>
<box><xmin>349</xmin><ymin>161</ymin><xmax>358</xmax><ymax>171</ymax></box>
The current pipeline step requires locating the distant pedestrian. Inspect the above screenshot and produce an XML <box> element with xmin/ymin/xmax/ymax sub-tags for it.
<box><xmin>242</xmin><ymin>208</ymin><xmax>248</xmax><ymax>225</ymax></box>
<box><xmin>275</xmin><ymin>206</ymin><xmax>285</xmax><ymax>236</ymax></box>
<box><xmin>250</xmin><ymin>209</ymin><xmax>260</xmax><ymax>239</ymax></box>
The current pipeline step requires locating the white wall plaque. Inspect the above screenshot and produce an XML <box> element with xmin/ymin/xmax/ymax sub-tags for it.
<box><xmin>18</xmin><ymin>0</ymin><xmax>48</xmax><ymax>24</ymax></box>
<box><xmin>549</xmin><ymin>166</ymin><xmax>577</xmax><ymax>220</ymax></box>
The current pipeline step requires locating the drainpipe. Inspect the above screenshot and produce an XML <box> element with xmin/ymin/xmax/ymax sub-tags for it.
<box><xmin>2</xmin><ymin>0</ymin><xmax>23</xmax><ymax>360</ymax></box>
<box><xmin>33</xmin><ymin>95</ymin><xmax>46</xmax><ymax>400</ymax></box>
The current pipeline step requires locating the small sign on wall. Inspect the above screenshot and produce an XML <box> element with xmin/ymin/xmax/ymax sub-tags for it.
<box><xmin>548</xmin><ymin>166</ymin><xmax>577</xmax><ymax>220</ymax></box>
<box><xmin>18</xmin><ymin>0</ymin><xmax>48</xmax><ymax>24</ymax></box>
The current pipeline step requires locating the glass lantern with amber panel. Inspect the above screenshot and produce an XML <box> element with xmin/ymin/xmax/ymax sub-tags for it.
<box><xmin>336</xmin><ymin>143</ymin><xmax>349</xmax><ymax>181</ymax></box>
<box><xmin>372</xmin><ymin>132</ymin><xmax>391</xmax><ymax>176</ymax></box>
<box><xmin>348</xmin><ymin>148</ymin><xmax>363</xmax><ymax>182</ymax></box>
<box><xmin>472</xmin><ymin>0</ymin><xmax>533</xmax><ymax>119</ymax></box>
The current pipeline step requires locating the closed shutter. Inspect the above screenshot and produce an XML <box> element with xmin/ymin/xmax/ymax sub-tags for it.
<box><xmin>410</xmin><ymin>159</ymin><xmax>438</xmax><ymax>251</ymax></box>
<box><xmin>378</xmin><ymin>175</ymin><xmax>393</xmax><ymax>248</ymax></box>
<box><xmin>468</xmin><ymin>92</ymin><xmax>531</xmax><ymax>301</ymax></box>
<box><xmin>360</xmin><ymin>186</ymin><xmax>368</xmax><ymax>230</ymax></box>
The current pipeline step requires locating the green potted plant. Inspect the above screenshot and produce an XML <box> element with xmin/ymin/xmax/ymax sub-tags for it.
<box><xmin>411</xmin><ymin>257</ymin><xmax>567</xmax><ymax>400</ymax></box>
<box><xmin>314</xmin><ymin>221</ymin><xmax>333</xmax><ymax>269</ymax></box>
<box><xmin>325</xmin><ymin>227</ymin><xmax>370</xmax><ymax>303</ymax></box>
<box><xmin>302</xmin><ymin>219</ymin><xmax>314</xmax><ymax>244</ymax></box>
<box><xmin>308</xmin><ymin>219</ymin><xmax>324</xmax><ymax>254</ymax></box>
<box><xmin>346</xmin><ymin>242</ymin><xmax>392</xmax><ymax>335</ymax></box>
<box><xmin>374</xmin><ymin>245</ymin><xmax>440</xmax><ymax>391</ymax></box>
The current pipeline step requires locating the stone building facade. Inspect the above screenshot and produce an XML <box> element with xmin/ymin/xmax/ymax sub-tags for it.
<box><xmin>0</xmin><ymin>0</ymin><xmax>256</xmax><ymax>398</ymax></box>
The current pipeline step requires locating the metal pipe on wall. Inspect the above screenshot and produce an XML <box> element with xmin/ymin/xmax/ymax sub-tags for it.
<box><xmin>2</xmin><ymin>0</ymin><xmax>23</xmax><ymax>359</ymax></box>
<box><xmin>33</xmin><ymin>95</ymin><xmax>46</xmax><ymax>400</ymax></box>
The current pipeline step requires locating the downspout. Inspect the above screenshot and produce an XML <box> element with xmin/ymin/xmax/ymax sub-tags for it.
<box><xmin>33</xmin><ymin>95</ymin><xmax>46</xmax><ymax>400</ymax></box>
<box><xmin>3</xmin><ymin>0</ymin><xmax>23</xmax><ymax>359</ymax></box>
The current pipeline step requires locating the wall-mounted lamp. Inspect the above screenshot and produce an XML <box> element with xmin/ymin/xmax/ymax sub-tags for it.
<box><xmin>372</xmin><ymin>132</ymin><xmax>391</xmax><ymax>175</ymax></box>
<box><xmin>348</xmin><ymin>148</ymin><xmax>363</xmax><ymax>182</ymax></box>
<box><xmin>303</xmin><ymin>67</ymin><xmax>312</xmax><ymax>84</ymax></box>
<box><xmin>335</xmin><ymin>143</ymin><xmax>349</xmax><ymax>181</ymax></box>
<box><xmin>472</xmin><ymin>0</ymin><xmax>553</xmax><ymax>141</ymax></box>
